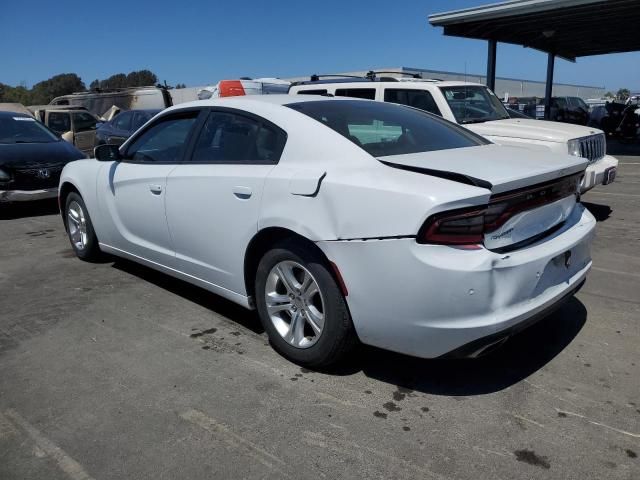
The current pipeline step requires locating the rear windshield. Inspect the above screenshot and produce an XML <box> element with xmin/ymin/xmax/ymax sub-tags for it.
<box><xmin>0</xmin><ymin>115</ymin><xmax>60</xmax><ymax>144</ymax></box>
<box><xmin>286</xmin><ymin>100</ymin><xmax>488</xmax><ymax>157</ymax></box>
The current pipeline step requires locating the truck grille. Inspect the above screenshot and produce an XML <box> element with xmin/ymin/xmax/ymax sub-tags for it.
<box><xmin>12</xmin><ymin>164</ymin><xmax>64</xmax><ymax>190</ymax></box>
<box><xmin>578</xmin><ymin>134</ymin><xmax>605</xmax><ymax>163</ymax></box>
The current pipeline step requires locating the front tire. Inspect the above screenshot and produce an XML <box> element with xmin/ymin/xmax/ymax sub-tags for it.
<box><xmin>64</xmin><ymin>192</ymin><xmax>101</xmax><ymax>261</ymax></box>
<box><xmin>255</xmin><ymin>240</ymin><xmax>357</xmax><ymax>368</ymax></box>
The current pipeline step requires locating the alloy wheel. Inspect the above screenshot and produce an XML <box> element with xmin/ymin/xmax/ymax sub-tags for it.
<box><xmin>67</xmin><ymin>200</ymin><xmax>88</xmax><ymax>251</ymax></box>
<box><xmin>264</xmin><ymin>260</ymin><xmax>326</xmax><ymax>348</ymax></box>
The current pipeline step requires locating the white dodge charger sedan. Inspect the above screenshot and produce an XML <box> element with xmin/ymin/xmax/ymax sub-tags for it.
<box><xmin>59</xmin><ymin>95</ymin><xmax>595</xmax><ymax>367</ymax></box>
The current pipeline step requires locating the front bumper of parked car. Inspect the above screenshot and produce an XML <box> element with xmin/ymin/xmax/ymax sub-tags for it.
<box><xmin>581</xmin><ymin>155</ymin><xmax>618</xmax><ymax>192</ymax></box>
<box><xmin>0</xmin><ymin>187</ymin><xmax>58</xmax><ymax>202</ymax></box>
<box><xmin>317</xmin><ymin>204</ymin><xmax>596</xmax><ymax>359</ymax></box>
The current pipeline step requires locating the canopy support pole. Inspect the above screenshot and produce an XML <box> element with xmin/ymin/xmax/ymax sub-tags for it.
<box><xmin>486</xmin><ymin>39</ymin><xmax>497</xmax><ymax>91</ymax></box>
<box><xmin>544</xmin><ymin>52</ymin><xmax>555</xmax><ymax>120</ymax></box>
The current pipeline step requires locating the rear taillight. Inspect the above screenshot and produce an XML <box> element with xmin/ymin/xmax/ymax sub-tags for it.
<box><xmin>418</xmin><ymin>173</ymin><xmax>581</xmax><ymax>246</ymax></box>
<box><xmin>418</xmin><ymin>206</ymin><xmax>486</xmax><ymax>245</ymax></box>
<box><xmin>218</xmin><ymin>80</ymin><xmax>246</xmax><ymax>97</ymax></box>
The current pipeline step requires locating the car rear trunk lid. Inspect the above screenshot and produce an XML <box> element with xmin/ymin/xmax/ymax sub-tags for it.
<box><xmin>380</xmin><ymin>144</ymin><xmax>587</xmax><ymax>250</ymax></box>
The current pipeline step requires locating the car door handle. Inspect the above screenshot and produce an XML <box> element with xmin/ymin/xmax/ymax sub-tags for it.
<box><xmin>149</xmin><ymin>184</ymin><xmax>163</xmax><ymax>195</ymax></box>
<box><xmin>233</xmin><ymin>186</ymin><xmax>252</xmax><ymax>199</ymax></box>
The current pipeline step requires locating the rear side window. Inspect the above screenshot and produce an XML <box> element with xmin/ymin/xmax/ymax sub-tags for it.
<box><xmin>112</xmin><ymin>111</ymin><xmax>133</xmax><ymax>130</ymax></box>
<box><xmin>335</xmin><ymin>88</ymin><xmax>376</xmax><ymax>100</ymax></box>
<box><xmin>287</xmin><ymin>100</ymin><xmax>487</xmax><ymax>158</ymax></box>
<box><xmin>125</xmin><ymin>112</ymin><xmax>199</xmax><ymax>163</ymax></box>
<box><xmin>190</xmin><ymin>111</ymin><xmax>285</xmax><ymax>164</ymax></box>
<box><xmin>384</xmin><ymin>89</ymin><xmax>441</xmax><ymax>116</ymax></box>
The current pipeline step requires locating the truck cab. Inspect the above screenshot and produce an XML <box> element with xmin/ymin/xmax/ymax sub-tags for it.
<box><xmin>289</xmin><ymin>75</ymin><xmax>618</xmax><ymax>192</ymax></box>
<box><xmin>29</xmin><ymin>106</ymin><xmax>100</xmax><ymax>156</ymax></box>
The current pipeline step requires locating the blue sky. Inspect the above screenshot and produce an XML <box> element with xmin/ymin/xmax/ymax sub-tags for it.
<box><xmin>2</xmin><ymin>0</ymin><xmax>638</xmax><ymax>92</ymax></box>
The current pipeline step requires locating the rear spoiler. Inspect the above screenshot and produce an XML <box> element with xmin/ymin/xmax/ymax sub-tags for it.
<box><xmin>379</xmin><ymin>160</ymin><xmax>493</xmax><ymax>190</ymax></box>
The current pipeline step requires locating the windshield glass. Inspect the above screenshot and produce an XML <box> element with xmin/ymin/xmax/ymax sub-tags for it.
<box><xmin>287</xmin><ymin>100</ymin><xmax>488</xmax><ymax>157</ymax></box>
<box><xmin>0</xmin><ymin>115</ymin><xmax>60</xmax><ymax>144</ymax></box>
<box><xmin>440</xmin><ymin>86</ymin><xmax>510</xmax><ymax>124</ymax></box>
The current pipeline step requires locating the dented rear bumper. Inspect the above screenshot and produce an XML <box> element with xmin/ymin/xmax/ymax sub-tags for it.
<box><xmin>317</xmin><ymin>204</ymin><xmax>596</xmax><ymax>359</ymax></box>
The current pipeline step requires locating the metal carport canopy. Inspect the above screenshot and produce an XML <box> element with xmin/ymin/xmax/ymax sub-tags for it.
<box><xmin>428</xmin><ymin>0</ymin><xmax>640</xmax><ymax>61</ymax></box>
<box><xmin>428</xmin><ymin>0</ymin><xmax>640</xmax><ymax>119</ymax></box>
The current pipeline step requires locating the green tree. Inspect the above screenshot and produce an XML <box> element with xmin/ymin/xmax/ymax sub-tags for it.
<box><xmin>29</xmin><ymin>73</ymin><xmax>85</xmax><ymax>104</ymax></box>
<box><xmin>617</xmin><ymin>88</ymin><xmax>630</xmax><ymax>100</ymax></box>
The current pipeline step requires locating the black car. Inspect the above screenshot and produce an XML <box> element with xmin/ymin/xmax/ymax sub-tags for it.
<box><xmin>95</xmin><ymin>109</ymin><xmax>161</xmax><ymax>147</ymax></box>
<box><xmin>0</xmin><ymin>111</ymin><xmax>85</xmax><ymax>203</ymax></box>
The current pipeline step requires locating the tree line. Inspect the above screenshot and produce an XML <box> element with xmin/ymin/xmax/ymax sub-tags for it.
<box><xmin>0</xmin><ymin>70</ymin><xmax>183</xmax><ymax>105</ymax></box>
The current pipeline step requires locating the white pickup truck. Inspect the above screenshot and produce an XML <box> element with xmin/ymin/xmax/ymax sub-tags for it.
<box><xmin>289</xmin><ymin>77</ymin><xmax>618</xmax><ymax>192</ymax></box>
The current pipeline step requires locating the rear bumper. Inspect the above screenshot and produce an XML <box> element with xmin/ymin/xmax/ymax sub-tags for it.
<box><xmin>317</xmin><ymin>204</ymin><xmax>596</xmax><ymax>359</ymax></box>
<box><xmin>581</xmin><ymin>155</ymin><xmax>618</xmax><ymax>192</ymax></box>
<box><xmin>0</xmin><ymin>188</ymin><xmax>58</xmax><ymax>202</ymax></box>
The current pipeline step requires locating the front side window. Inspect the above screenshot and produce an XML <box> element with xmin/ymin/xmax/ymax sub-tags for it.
<box><xmin>191</xmin><ymin>111</ymin><xmax>284</xmax><ymax>163</ymax></box>
<box><xmin>384</xmin><ymin>89</ymin><xmax>442</xmax><ymax>116</ymax></box>
<box><xmin>439</xmin><ymin>86</ymin><xmax>509</xmax><ymax>124</ymax></box>
<box><xmin>335</xmin><ymin>88</ymin><xmax>376</xmax><ymax>100</ymax></box>
<box><xmin>0</xmin><ymin>115</ymin><xmax>60</xmax><ymax>144</ymax></box>
<box><xmin>48</xmin><ymin>112</ymin><xmax>71</xmax><ymax>133</ymax></box>
<box><xmin>287</xmin><ymin>100</ymin><xmax>488</xmax><ymax>158</ymax></box>
<box><xmin>125</xmin><ymin>112</ymin><xmax>198</xmax><ymax>162</ymax></box>
<box><xmin>73</xmin><ymin>112</ymin><xmax>98</xmax><ymax>132</ymax></box>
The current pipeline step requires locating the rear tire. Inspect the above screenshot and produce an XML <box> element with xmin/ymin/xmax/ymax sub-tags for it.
<box><xmin>64</xmin><ymin>192</ymin><xmax>101</xmax><ymax>261</ymax></box>
<box><xmin>255</xmin><ymin>239</ymin><xmax>357</xmax><ymax>368</ymax></box>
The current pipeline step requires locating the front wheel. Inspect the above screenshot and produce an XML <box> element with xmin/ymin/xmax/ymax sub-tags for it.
<box><xmin>64</xmin><ymin>192</ymin><xmax>102</xmax><ymax>261</ymax></box>
<box><xmin>255</xmin><ymin>240</ymin><xmax>357</xmax><ymax>368</ymax></box>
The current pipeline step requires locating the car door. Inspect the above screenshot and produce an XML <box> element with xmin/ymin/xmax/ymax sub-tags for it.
<box><xmin>165</xmin><ymin>108</ymin><xmax>286</xmax><ymax>294</ymax></box>
<box><xmin>71</xmin><ymin>112</ymin><xmax>99</xmax><ymax>155</ymax></box>
<box><xmin>98</xmin><ymin>109</ymin><xmax>202</xmax><ymax>267</ymax></box>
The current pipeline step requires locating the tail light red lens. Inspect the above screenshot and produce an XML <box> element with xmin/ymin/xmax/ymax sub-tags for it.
<box><xmin>418</xmin><ymin>173</ymin><xmax>581</xmax><ymax>246</ymax></box>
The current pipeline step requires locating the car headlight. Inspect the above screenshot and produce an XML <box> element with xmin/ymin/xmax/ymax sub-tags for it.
<box><xmin>567</xmin><ymin>138</ymin><xmax>581</xmax><ymax>157</ymax></box>
<box><xmin>0</xmin><ymin>168</ymin><xmax>11</xmax><ymax>182</ymax></box>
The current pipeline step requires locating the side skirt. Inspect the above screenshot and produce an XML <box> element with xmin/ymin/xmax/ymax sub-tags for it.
<box><xmin>99</xmin><ymin>243</ymin><xmax>253</xmax><ymax>309</ymax></box>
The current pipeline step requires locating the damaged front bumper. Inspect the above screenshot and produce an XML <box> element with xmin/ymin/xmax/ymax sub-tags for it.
<box><xmin>317</xmin><ymin>204</ymin><xmax>596</xmax><ymax>359</ymax></box>
<box><xmin>0</xmin><ymin>188</ymin><xmax>58</xmax><ymax>202</ymax></box>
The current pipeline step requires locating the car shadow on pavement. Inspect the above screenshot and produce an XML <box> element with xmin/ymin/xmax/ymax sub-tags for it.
<box><xmin>111</xmin><ymin>259</ymin><xmax>265</xmax><ymax>335</ymax></box>
<box><xmin>583</xmin><ymin>202</ymin><xmax>612</xmax><ymax>222</ymax></box>
<box><xmin>110</xmin><ymin>257</ymin><xmax>586</xmax><ymax>396</ymax></box>
<box><xmin>337</xmin><ymin>297</ymin><xmax>587</xmax><ymax>396</ymax></box>
<box><xmin>0</xmin><ymin>199</ymin><xmax>59</xmax><ymax>220</ymax></box>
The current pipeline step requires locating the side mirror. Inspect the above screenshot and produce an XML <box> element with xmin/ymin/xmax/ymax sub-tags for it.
<box><xmin>94</xmin><ymin>144</ymin><xmax>122</xmax><ymax>161</ymax></box>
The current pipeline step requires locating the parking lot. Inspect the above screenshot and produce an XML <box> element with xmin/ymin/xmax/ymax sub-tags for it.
<box><xmin>0</xmin><ymin>144</ymin><xmax>638</xmax><ymax>480</ymax></box>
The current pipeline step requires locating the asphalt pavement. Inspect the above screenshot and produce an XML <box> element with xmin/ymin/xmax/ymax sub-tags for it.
<box><xmin>0</xmin><ymin>148</ymin><xmax>638</xmax><ymax>479</ymax></box>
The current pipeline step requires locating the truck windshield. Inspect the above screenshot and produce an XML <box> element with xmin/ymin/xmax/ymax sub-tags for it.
<box><xmin>0</xmin><ymin>115</ymin><xmax>60</xmax><ymax>144</ymax></box>
<box><xmin>287</xmin><ymin>99</ymin><xmax>488</xmax><ymax>157</ymax></box>
<box><xmin>440</xmin><ymin>86</ymin><xmax>510</xmax><ymax>124</ymax></box>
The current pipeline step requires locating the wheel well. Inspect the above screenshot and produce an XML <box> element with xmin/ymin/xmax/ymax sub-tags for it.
<box><xmin>244</xmin><ymin>227</ymin><xmax>330</xmax><ymax>303</ymax></box>
<box><xmin>58</xmin><ymin>182</ymin><xmax>79</xmax><ymax>223</ymax></box>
